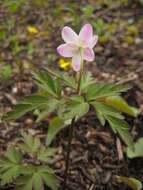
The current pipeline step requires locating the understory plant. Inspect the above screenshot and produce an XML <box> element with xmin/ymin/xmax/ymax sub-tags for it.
<box><xmin>0</xmin><ymin>132</ymin><xmax>57</xmax><ymax>190</ymax></box>
<box><xmin>3</xmin><ymin>24</ymin><xmax>138</xmax><ymax>189</ymax></box>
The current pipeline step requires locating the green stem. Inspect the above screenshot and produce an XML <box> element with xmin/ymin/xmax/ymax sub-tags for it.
<box><xmin>63</xmin><ymin>49</ymin><xmax>84</xmax><ymax>189</ymax></box>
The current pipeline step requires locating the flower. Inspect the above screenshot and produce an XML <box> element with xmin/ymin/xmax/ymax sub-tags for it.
<box><xmin>27</xmin><ymin>26</ymin><xmax>38</xmax><ymax>34</ymax></box>
<box><xmin>57</xmin><ymin>24</ymin><xmax>98</xmax><ymax>72</ymax></box>
<box><xmin>59</xmin><ymin>59</ymin><xmax>72</xmax><ymax>71</ymax></box>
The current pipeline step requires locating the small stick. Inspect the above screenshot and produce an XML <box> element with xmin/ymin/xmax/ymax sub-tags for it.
<box><xmin>116</xmin><ymin>137</ymin><xmax>124</xmax><ymax>161</ymax></box>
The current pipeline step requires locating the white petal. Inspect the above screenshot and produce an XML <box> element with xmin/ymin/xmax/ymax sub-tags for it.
<box><xmin>57</xmin><ymin>43</ymin><xmax>78</xmax><ymax>57</ymax></box>
<box><xmin>79</xmin><ymin>24</ymin><xmax>93</xmax><ymax>47</ymax></box>
<box><xmin>84</xmin><ymin>48</ymin><xmax>95</xmax><ymax>61</ymax></box>
<box><xmin>62</xmin><ymin>26</ymin><xmax>79</xmax><ymax>44</ymax></box>
<box><xmin>72</xmin><ymin>52</ymin><xmax>81</xmax><ymax>72</ymax></box>
<box><xmin>90</xmin><ymin>35</ymin><xmax>98</xmax><ymax>48</ymax></box>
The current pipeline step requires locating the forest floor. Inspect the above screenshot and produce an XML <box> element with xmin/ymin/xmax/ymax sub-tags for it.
<box><xmin>0</xmin><ymin>0</ymin><xmax>143</xmax><ymax>189</ymax></box>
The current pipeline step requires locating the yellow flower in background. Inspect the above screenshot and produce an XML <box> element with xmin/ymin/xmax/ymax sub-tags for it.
<box><xmin>59</xmin><ymin>59</ymin><xmax>72</xmax><ymax>71</ymax></box>
<box><xmin>28</xmin><ymin>26</ymin><xmax>38</xmax><ymax>34</ymax></box>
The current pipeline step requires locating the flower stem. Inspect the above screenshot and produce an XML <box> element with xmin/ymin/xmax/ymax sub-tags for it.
<box><xmin>63</xmin><ymin>117</ymin><xmax>75</xmax><ymax>189</ymax></box>
<box><xmin>63</xmin><ymin>49</ymin><xmax>83</xmax><ymax>189</ymax></box>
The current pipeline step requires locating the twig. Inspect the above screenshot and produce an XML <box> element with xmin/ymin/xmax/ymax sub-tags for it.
<box><xmin>116</xmin><ymin>137</ymin><xmax>124</xmax><ymax>161</ymax></box>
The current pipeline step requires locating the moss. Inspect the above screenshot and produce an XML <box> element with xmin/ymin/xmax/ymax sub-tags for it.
<box><xmin>106</xmin><ymin>23</ymin><xmax>117</xmax><ymax>34</ymax></box>
<box><xmin>124</xmin><ymin>36</ymin><xmax>135</xmax><ymax>44</ymax></box>
<box><xmin>128</xmin><ymin>25</ymin><xmax>139</xmax><ymax>36</ymax></box>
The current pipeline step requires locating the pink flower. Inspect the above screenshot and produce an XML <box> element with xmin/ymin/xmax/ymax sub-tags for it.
<box><xmin>57</xmin><ymin>24</ymin><xmax>98</xmax><ymax>72</ymax></box>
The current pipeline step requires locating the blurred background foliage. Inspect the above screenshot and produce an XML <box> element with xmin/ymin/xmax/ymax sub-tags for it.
<box><xmin>0</xmin><ymin>0</ymin><xmax>142</xmax><ymax>84</ymax></box>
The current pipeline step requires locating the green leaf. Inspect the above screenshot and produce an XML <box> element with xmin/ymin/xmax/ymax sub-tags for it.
<box><xmin>3</xmin><ymin>104</ymin><xmax>34</xmax><ymax>120</ymax></box>
<box><xmin>33</xmin><ymin>137</ymin><xmax>41</xmax><ymax>152</ymax></box>
<box><xmin>54</xmin><ymin>79</ymin><xmax>62</xmax><ymax>97</ymax></box>
<box><xmin>35</xmin><ymin>99</ymin><xmax>59</xmax><ymax>122</ymax></box>
<box><xmin>107</xmin><ymin>116</ymin><xmax>133</xmax><ymax>146</ymax></box>
<box><xmin>16</xmin><ymin>164</ymin><xmax>57</xmax><ymax>190</ymax></box>
<box><xmin>81</xmin><ymin>5</ymin><xmax>94</xmax><ymax>19</ymax></box>
<box><xmin>20</xmin><ymin>95</ymin><xmax>49</xmax><ymax>105</ymax></box>
<box><xmin>127</xmin><ymin>137</ymin><xmax>143</xmax><ymax>158</ymax></box>
<box><xmin>38</xmin><ymin>165</ymin><xmax>54</xmax><ymax>174</ymax></box>
<box><xmin>63</xmin><ymin>74</ymin><xmax>77</xmax><ymax>89</ymax></box>
<box><xmin>105</xmin><ymin>96</ymin><xmax>139</xmax><ymax>117</ymax></box>
<box><xmin>62</xmin><ymin>96</ymin><xmax>89</xmax><ymax>120</ymax></box>
<box><xmin>33</xmin><ymin>173</ymin><xmax>44</xmax><ymax>190</ymax></box>
<box><xmin>87</xmin><ymin>83</ymin><xmax>131</xmax><ymax>101</ymax></box>
<box><xmin>80</xmin><ymin>71</ymin><xmax>95</xmax><ymax>92</ymax></box>
<box><xmin>0</xmin><ymin>148</ymin><xmax>23</xmax><ymax>185</ymax></box>
<box><xmin>9</xmin><ymin>3</ymin><xmax>20</xmax><ymax>13</ymax></box>
<box><xmin>1</xmin><ymin>166</ymin><xmax>21</xmax><ymax>185</ymax></box>
<box><xmin>20</xmin><ymin>164</ymin><xmax>36</xmax><ymax>175</ymax></box>
<box><xmin>3</xmin><ymin>95</ymin><xmax>49</xmax><ymax>120</ymax></box>
<box><xmin>119</xmin><ymin>176</ymin><xmax>142</xmax><ymax>190</ymax></box>
<box><xmin>41</xmin><ymin>172</ymin><xmax>57</xmax><ymax>190</ymax></box>
<box><xmin>0</xmin><ymin>30</ymin><xmax>6</xmax><ymax>40</ymax></box>
<box><xmin>93</xmin><ymin>19</ymin><xmax>105</xmax><ymax>36</ymax></box>
<box><xmin>96</xmin><ymin>109</ymin><xmax>105</xmax><ymax>126</ymax></box>
<box><xmin>38</xmin><ymin>146</ymin><xmax>56</xmax><ymax>164</ymax></box>
<box><xmin>45</xmin><ymin>66</ymin><xmax>77</xmax><ymax>89</ymax></box>
<box><xmin>91</xmin><ymin>101</ymin><xmax>124</xmax><ymax>120</ymax></box>
<box><xmin>28</xmin><ymin>42</ymin><xmax>34</xmax><ymax>55</ymax></box>
<box><xmin>6</xmin><ymin>148</ymin><xmax>22</xmax><ymax>164</ymax></box>
<box><xmin>1</xmin><ymin>65</ymin><xmax>13</xmax><ymax>82</ymax></box>
<box><xmin>19</xmin><ymin>132</ymin><xmax>41</xmax><ymax>155</ymax></box>
<box><xmin>70</xmin><ymin>95</ymin><xmax>85</xmax><ymax>103</ymax></box>
<box><xmin>46</xmin><ymin>117</ymin><xmax>65</xmax><ymax>146</ymax></box>
<box><xmin>32</xmin><ymin>70</ymin><xmax>58</xmax><ymax>97</ymax></box>
<box><xmin>139</xmin><ymin>0</ymin><xmax>143</xmax><ymax>5</ymax></box>
<box><xmin>15</xmin><ymin>175</ymin><xmax>33</xmax><ymax>190</ymax></box>
<box><xmin>91</xmin><ymin>99</ymin><xmax>133</xmax><ymax>146</ymax></box>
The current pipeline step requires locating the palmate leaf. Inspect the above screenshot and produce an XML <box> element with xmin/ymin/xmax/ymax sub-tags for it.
<box><xmin>19</xmin><ymin>132</ymin><xmax>41</xmax><ymax>156</ymax></box>
<box><xmin>3</xmin><ymin>95</ymin><xmax>49</xmax><ymax>120</ymax></box>
<box><xmin>41</xmin><ymin>172</ymin><xmax>57</xmax><ymax>190</ymax></box>
<box><xmin>32</xmin><ymin>70</ymin><xmax>59</xmax><ymax>98</ymax></box>
<box><xmin>38</xmin><ymin>146</ymin><xmax>56</xmax><ymax>164</ymax></box>
<box><xmin>60</xmin><ymin>95</ymin><xmax>89</xmax><ymax>120</ymax></box>
<box><xmin>91</xmin><ymin>101</ymin><xmax>133</xmax><ymax>146</ymax></box>
<box><xmin>33</xmin><ymin>173</ymin><xmax>44</xmax><ymax>190</ymax></box>
<box><xmin>35</xmin><ymin>98</ymin><xmax>60</xmax><ymax>123</ymax></box>
<box><xmin>1</xmin><ymin>166</ymin><xmax>21</xmax><ymax>186</ymax></box>
<box><xmin>19</xmin><ymin>132</ymin><xmax>56</xmax><ymax>163</ymax></box>
<box><xmin>44</xmin><ymin>66</ymin><xmax>77</xmax><ymax>89</ymax></box>
<box><xmin>0</xmin><ymin>148</ymin><xmax>23</xmax><ymax>186</ymax></box>
<box><xmin>6</xmin><ymin>147</ymin><xmax>23</xmax><ymax>164</ymax></box>
<box><xmin>86</xmin><ymin>83</ymin><xmax>131</xmax><ymax>101</ymax></box>
<box><xmin>15</xmin><ymin>175</ymin><xmax>33</xmax><ymax>190</ymax></box>
<box><xmin>15</xmin><ymin>165</ymin><xmax>57</xmax><ymax>190</ymax></box>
